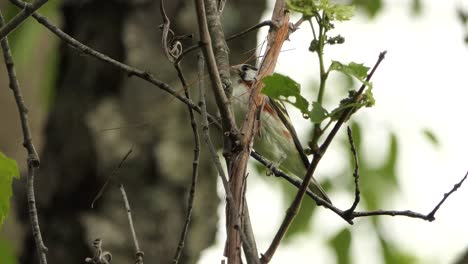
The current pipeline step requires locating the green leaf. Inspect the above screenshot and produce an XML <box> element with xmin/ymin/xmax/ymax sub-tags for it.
<box><xmin>411</xmin><ymin>0</ymin><xmax>423</xmax><ymax>16</ymax></box>
<box><xmin>287</xmin><ymin>0</ymin><xmax>319</xmax><ymax>18</ymax></box>
<box><xmin>324</xmin><ymin>3</ymin><xmax>355</xmax><ymax>21</ymax></box>
<box><xmin>351</xmin><ymin>0</ymin><xmax>383</xmax><ymax>18</ymax></box>
<box><xmin>329</xmin><ymin>228</ymin><xmax>352</xmax><ymax>264</ymax></box>
<box><xmin>310</xmin><ymin>102</ymin><xmax>328</xmax><ymax>123</ymax></box>
<box><xmin>422</xmin><ymin>129</ymin><xmax>439</xmax><ymax>147</ymax></box>
<box><xmin>329</xmin><ymin>61</ymin><xmax>370</xmax><ymax>84</ymax></box>
<box><xmin>262</xmin><ymin>73</ymin><xmax>310</xmax><ymax>116</ymax></box>
<box><xmin>0</xmin><ymin>152</ymin><xmax>20</xmax><ymax>227</ymax></box>
<box><xmin>328</xmin><ymin>89</ymin><xmax>374</xmax><ymax>122</ymax></box>
<box><xmin>287</xmin><ymin>0</ymin><xmax>354</xmax><ymax>21</ymax></box>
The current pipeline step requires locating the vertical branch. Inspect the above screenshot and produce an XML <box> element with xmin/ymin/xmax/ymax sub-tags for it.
<box><xmin>226</xmin><ymin>0</ymin><xmax>289</xmax><ymax>262</ymax></box>
<box><xmin>194</xmin><ymin>0</ymin><xmax>244</xmax><ymax>262</ymax></box>
<box><xmin>0</xmin><ymin>9</ymin><xmax>47</xmax><ymax>264</ymax></box>
<box><xmin>171</xmin><ymin>63</ymin><xmax>201</xmax><ymax>264</ymax></box>
<box><xmin>120</xmin><ymin>185</ymin><xmax>144</xmax><ymax>264</ymax></box>
<box><xmin>204</xmin><ymin>0</ymin><xmax>231</xmax><ymax>94</ymax></box>
<box><xmin>194</xmin><ymin>0</ymin><xmax>238</xmax><ymax>136</ymax></box>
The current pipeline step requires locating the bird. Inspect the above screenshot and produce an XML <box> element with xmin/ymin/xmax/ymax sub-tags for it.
<box><xmin>230</xmin><ymin>64</ymin><xmax>331</xmax><ymax>203</ymax></box>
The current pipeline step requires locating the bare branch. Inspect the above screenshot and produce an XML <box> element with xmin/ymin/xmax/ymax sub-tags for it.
<box><xmin>344</xmin><ymin>126</ymin><xmax>360</xmax><ymax>215</ymax></box>
<box><xmin>175</xmin><ymin>20</ymin><xmax>274</xmax><ymax>64</ymax></box>
<box><xmin>120</xmin><ymin>185</ymin><xmax>144</xmax><ymax>264</ymax></box>
<box><xmin>0</xmin><ymin>9</ymin><xmax>47</xmax><ymax>264</ymax></box>
<box><xmin>0</xmin><ymin>0</ymin><xmax>48</xmax><ymax>41</ymax></box>
<box><xmin>9</xmin><ymin>0</ymin><xmax>221</xmax><ymax>130</ymax></box>
<box><xmin>171</xmin><ymin>55</ymin><xmax>201</xmax><ymax>264</ymax></box>
<box><xmin>91</xmin><ymin>148</ymin><xmax>133</xmax><ymax>208</ymax></box>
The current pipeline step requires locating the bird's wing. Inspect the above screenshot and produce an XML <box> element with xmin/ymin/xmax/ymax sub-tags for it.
<box><xmin>268</xmin><ymin>97</ymin><xmax>310</xmax><ymax>168</ymax></box>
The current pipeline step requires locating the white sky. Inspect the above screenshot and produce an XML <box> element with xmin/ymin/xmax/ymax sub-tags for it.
<box><xmin>199</xmin><ymin>0</ymin><xmax>468</xmax><ymax>263</ymax></box>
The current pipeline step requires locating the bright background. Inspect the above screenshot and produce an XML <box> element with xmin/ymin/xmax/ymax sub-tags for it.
<box><xmin>200</xmin><ymin>0</ymin><xmax>468</xmax><ymax>263</ymax></box>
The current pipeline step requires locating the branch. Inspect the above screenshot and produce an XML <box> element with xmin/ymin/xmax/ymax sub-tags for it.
<box><xmin>344</xmin><ymin>126</ymin><xmax>360</xmax><ymax>215</ymax></box>
<box><xmin>170</xmin><ymin>48</ymin><xmax>201</xmax><ymax>264</ymax></box>
<box><xmin>0</xmin><ymin>9</ymin><xmax>47</xmax><ymax>264</ymax></box>
<box><xmin>8</xmin><ymin>0</ymin><xmax>221</xmax><ymax>130</ymax></box>
<box><xmin>119</xmin><ymin>185</ymin><xmax>144</xmax><ymax>264</ymax></box>
<box><xmin>194</xmin><ymin>0</ymin><xmax>238</xmax><ymax>138</ymax></box>
<box><xmin>197</xmin><ymin>52</ymin><xmax>236</xmax><ymax>227</ymax></box>
<box><xmin>91</xmin><ymin>148</ymin><xmax>133</xmax><ymax>208</ymax></box>
<box><xmin>353</xmin><ymin>169</ymin><xmax>467</xmax><ymax>220</ymax></box>
<box><xmin>261</xmin><ymin>51</ymin><xmax>387</xmax><ymax>263</ymax></box>
<box><xmin>0</xmin><ymin>0</ymin><xmax>48</xmax><ymax>41</ymax></box>
<box><xmin>175</xmin><ymin>20</ymin><xmax>275</xmax><ymax>65</ymax></box>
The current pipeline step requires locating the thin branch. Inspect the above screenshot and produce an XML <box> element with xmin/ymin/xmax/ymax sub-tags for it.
<box><xmin>171</xmin><ymin>60</ymin><xmax>201</xmax><ymax>264</ymax></box>
<box><xmin>242</xmin><ymin>197</ymin><xmax>260</xmax><ymax>264</ymax></box>
<box><xmin>119</xmin><ymin>185</ymin><xmax>144</xmax><ymax>264</ymax></box>
<box><xmin>0</xmin><ymin>0</ymin><xmax>48</xmax><ymax>41</ymax></box>
<box><xmin>197</xmin><ymin>52</ymin><xmax>236</xmax><ymax>221</ymax></box>
<box><xmin>175</xmin><ymin>20</ymin><xmax>274</xmax><ymax>65</ymax></box>
<box><xmin>250</xmin><ymin>151</ymin><xmax>353</xmax><ymax>225</ymax></box>
<box><xmin>0</xmin><ymin>9</ymin><xmax>47</xmax><ymax>264</ymax></box>
<box><xmin>353</xmin><ymin>169</ymin><xmax>467</xmax><ymax>220</ymax></box>
<box><xmin>8</xmin><ymin>0</ymin><xmax>221</xmax><ymax>130</ymax></box>
<box><xmin>252</xmin><ymin>153</ymin><xmax>468</xmax><ymax>224</ymax></box>
<box><xmin>345</xmin><ymin>126</ymin><xmax>360</xmax><ymax>215</ymax></box>
<box><xmin>91</xmin><ymin>148</ymin><xmax>133</xmax><ymax>208</ymax></box>
<box><xmin>426</xmin><ymin>170</ymin><xmax>468</xmax><ymax>220</ymax></box>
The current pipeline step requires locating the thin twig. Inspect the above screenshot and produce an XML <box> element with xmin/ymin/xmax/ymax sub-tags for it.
<box><xmin>345</xmin><ymin>126</ymin><xmax>360</xmax><ymax>215</ymax></box>
<box><xmin>170</xmin><ymin>59</ymin><xmax>201</xmax><ymax>264</ymax></box>
<box><xmin>354</xmin><ymin>169</ymin><xmax>467</xmax><ymax>219</ymax></box>
<box><xmin>91</xmin><ymin>148</ymin><xmax>133</xmax><ymax>208</ymax></box>
<box><xmin>175</xmin><ymin>20</ymin><xmax>275</xmax><ymax>64</ymax></box>
<box><xmin>250</xmin><ymin>151</ymin><xmax>352</xmax><ymax>224</ymax></box>
<box><xmin>119</xmin><ymin>185</ymin><xmax>144</xmax><ymax>264</ymax></box>
<box><xmin>0</xmin><ymin>9</ymin><xmax>47</xmax><ymax>264</ymax></box>
<box><xmin>8</xmin><ymin>0</ymin><xmax>221</xmax><ymax>130</ymax></box>
<box><xmin>0</xmin><ymin>0</ymin><xmax>48</xmax><ymax>41</ymax></box>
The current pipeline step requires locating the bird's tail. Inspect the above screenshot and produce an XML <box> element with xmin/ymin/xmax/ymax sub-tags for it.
<box><xmin>309</xmin><ymin>179</ymin><xmax>332</xmax><ymax>204</ymax></box>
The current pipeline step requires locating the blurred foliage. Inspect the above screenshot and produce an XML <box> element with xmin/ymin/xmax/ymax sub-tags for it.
<box><xmin>457</xmin><ymin>7</ymin><xmax>468</xmax><ymax>44</ymax></box>
<box><xmin>380</xmin><ymin>236</ymin><xmax>418</xmax><ymax>264</ymax></box>
<box><xmin>0</xmin><ymin>152</ymin><xmax>19</xmax><ymax>227</ymax></box>
<box><xmin>0</xmin><ymin>236</ymin><xmax>17</xmax><ymax>264</ymax></box>
<box><xmin>281</xmin><ymin>180</ymin><xmax>318</xmax><ymax>240</ymax></box>
<box><xmin>351</xmin><ymin>0</ymin><xmax>383</xmax><ymax>17</ymax></box>
<box><xmin>2</xmin><ymin>0</ymin><xmax>60</xmax><ymax>110</ymax></box>
<box><xmin>422</xmin><ymin>128</ymin><xmax>440</xmax><ymax>148</ymax></box>
<box><xmin>351</xmin><ymin>0</ymin><xmax>423</xmax><ymax>17</ymax></box>
<box><xmin>329</xmin><ymin>228</ymin><xmax>352</xmax><ymax>264</ymax></box>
